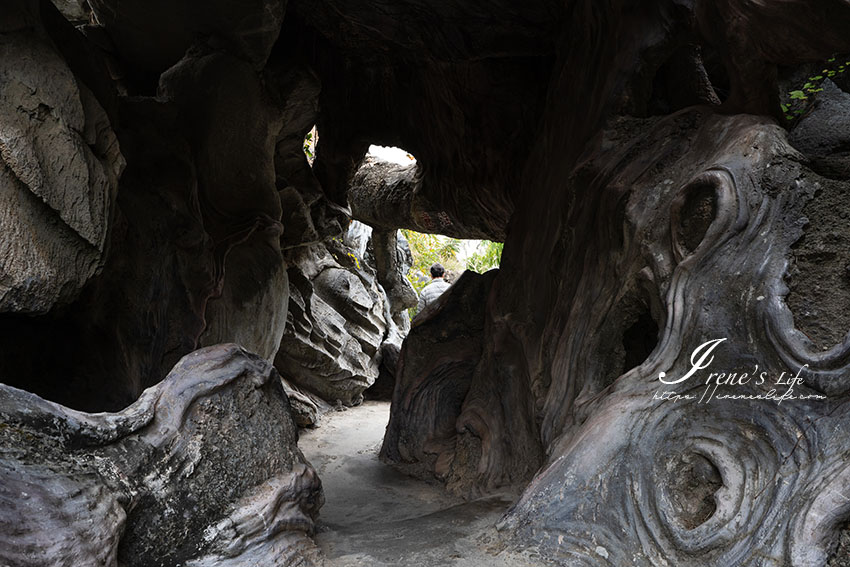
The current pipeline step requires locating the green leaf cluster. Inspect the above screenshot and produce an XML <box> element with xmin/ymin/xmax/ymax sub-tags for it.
<box><xmin>465</xmin><ymin>240</ymin><xmax>503</xmax><ymax>274</ymax></box>
<box><xmin>400</xmin><ymin>231</ymin><xmax>503</xmax><ymax>318</ymax></box>
<box><xmin>781</xmin><ymin>55</ymin><xmax>848</xmax><ymax>122</ymax></box>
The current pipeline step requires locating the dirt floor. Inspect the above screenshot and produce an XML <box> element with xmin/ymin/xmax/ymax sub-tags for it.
<box><xmin>298</xmin><ymin>401</ymin><xmax>546</xmax><ymax>567</ymax></box>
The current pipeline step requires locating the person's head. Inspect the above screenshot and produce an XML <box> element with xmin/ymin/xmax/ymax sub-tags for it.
<box><xmin>430</xmin><ymin>263</ymin><xmax>445</xmax><ymax>279</ymax></box>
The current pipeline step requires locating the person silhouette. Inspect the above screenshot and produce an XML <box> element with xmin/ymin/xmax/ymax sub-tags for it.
<box><xmin>416</xmin><ymin>263</ymin><xmax>451</xmax><ymax>313</ymax></box>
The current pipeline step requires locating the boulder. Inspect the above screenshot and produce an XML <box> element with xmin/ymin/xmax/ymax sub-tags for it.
<box><xmin>275</xmin><ymin>224</ymin><xmax>416</xmax><ymax>408</ymax></box>
<box><xmin>789</xmin><ymin>79</ymin><xmax>850</xmax><ymax>179</ymax></box>
<box><xmin>380</xmin><ymin>269</ymin><xmax>497</xmax><ymax>487</ymax></box>
<box><xmin>0</xmin><ymin>17</ymin><xmax>122</xmax><ymax>314</ymax></box>
<box><xmin>0</xmin><ymin>344</ymin><xmax>322</xmax><ymax>567</ymax></box>
<box><xmin>276</xmin><ymin>237</ymin><xmax>390</xmax><ymax>406</ymax></box>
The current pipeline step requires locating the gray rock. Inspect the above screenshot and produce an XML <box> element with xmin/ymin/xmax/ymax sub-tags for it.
<box><xmin>0</xmin><ymin>36</ymin><xmax>299</xmax><ymax>411</ymax></box>
<box><xmin>275</xmin><ymin>225</ymin><xmax>417</xmax><ymax>408</ymax></box>
<box><xmin>282</xmin><ymin>378</ymin><xmax>330</xmax><ymax>428</ymax></box>
<box><xmin>0</xmin><ymin>344</ymin><xmax>322</xmax><ymax>567</ymax></box>
<box><xmin>344</xmin><ymin>219</ymin><xmax>373</xmax><ymax>260</ymax></box>
<box><xmin>372</xmin><ymin>228</ymin><xmax>418</xmax><ymax>316</ymax></box>
<box><xmin>49</xmin><ymin>0</ymin><xmax>90</xmax><ymax>23</ymax></box>
<box><xmin>199</xmin><ymin>230</ymin><xmax>290</xmax><ymax>362</ymax></box>
<box><xmin>0</xmin><ymin>22</ymin><xmax>122</xmax><ymax>314</ymax></box>
<box><xmin>381</xmin><ymin>270</ymin><xmax>497</xmax><ymax>485</ymax></box>
<box><xmin>276</xmin><ymin>239</ymin><xmax>389</xmax><ymax>406</ymax></box>
<box><xmin>790</xmin><ymin>79</ymin><xmax>850</xmax><ymax>178</ymax></box>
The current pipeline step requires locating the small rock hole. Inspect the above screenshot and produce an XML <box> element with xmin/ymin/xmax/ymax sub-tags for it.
<box><xmin>668</xmin><ymin>452</ymin><xmax>722</xmax><ymax>530</ymax></box>
<box><xmin>622</xmin><ymin>310</ymin><xmax>659</xmax><ymax>373</ymax></box>
<box><xmin>678</xmin><ymin>183</ymin><xmax>717</xmax><ymax>253</ymax></box>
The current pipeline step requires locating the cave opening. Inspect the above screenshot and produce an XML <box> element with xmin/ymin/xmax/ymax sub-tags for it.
<box><xmin>368</xmin><ymin>144</ymin><xmax>417</xmax><ymax>165</ymax></box>
<box><xmin>291</xmin><ymin>188</ymin><xmax>509</xmax><ymax>563</ymax></box>
<box><xmin>622</xmin><ymin>309</ymin><xmax>660</xmax><ymax>374</ymax></box>
<box><xmin>6</xmin><ymin>1</ymin><xmax>850</xmax><ymax>566</ymax></box>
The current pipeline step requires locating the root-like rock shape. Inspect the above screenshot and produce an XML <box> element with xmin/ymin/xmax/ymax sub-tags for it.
<box><xmin>6</xmin><ymin>0</ymin><xmax>850</xmax><ymax>564</ymax></box>
<box><xmin>495</xmin><ymin>109</ymin><xmax>850</xmax><ymax>565</ymax></box>
<box><xmin>0</xmin><ymin>344</ymin><xmax>322</xmax><ymax>567</ymax></box>
<box><xmin>381</xmin><ymin>270</ymin><xmax>497</xmax><ymax>484</ymax></box>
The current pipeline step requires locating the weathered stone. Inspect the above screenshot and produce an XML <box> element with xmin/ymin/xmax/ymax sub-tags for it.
<box><xmin>49</xmin><ymin>0</ymin><xmax>90</xmax><ymax>23</ymax></box>
<box><xmin>198</xmin><ymin>229</ymin><xmax>289</xmax><ymax>361</ymax></box>
<box><xmin>381</xmin><ymin>270</ymin><xmax>496</xmax><ymax>490</ymax></box>
<box><xmin>371</xmin><ymin>227</ymin><xmax>418</xmax><ymax>317</ymax></box>
<box><xmin>0</xmin><ymin>19</ymin><xmax>122</xmax><ymax>314</ymax></box>
<box><xmin>343</xmin><ymin>219</ymin><xmax>372</xmax><ymax>259</ymax></box>
<box><xmin>0</xmin><ymin>344</ymin><xmax>322</xmax><ymax>567</ymax></box>
<box><xmin>6</xmin><ymin>0</ymin><xmax>850</xmax><ymax>565</ymax></box>
<box><xmin>282</xmin><ymin>378</ymin><xmax>329</xmax><ymax>428</ymax></box>
<box><xmin>276</xmin><ymin>237</ymin><xmax>390</xmax><ymax>406</ymax></box>
<box><xmin>789</xmin><ymin>79</ymin><xmax>850</xmax><ymax>179</ymax></box>
<box><xmin>365</xmin><ymin>340</ymin><xmax>401</xmax><ymax>402</ymax></box>
<box><xmin>87</xmin><ymin>0</ymin><xmax>284</xmax><ymax>77</ymax></box>
<box><xmin>0</xmin><ymin>18</ymin><xmax>299</xmax><ymax>411</ymax></box>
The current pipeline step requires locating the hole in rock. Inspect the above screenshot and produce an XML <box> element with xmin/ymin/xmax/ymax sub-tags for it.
<box><xmin>667</xmin><ymin>452</ymin><xmax>722</xmax><ymax>530</ymax></box>
<box><xmin>828</xmin><ymin>519</ymin><xmax>850</xmax><ymax>564</ymax></box>
<box><xmin>594</xmin><ymin>295</ymin><xmax>661</xmax><ymax>394</ymax></box>
<box><xmin>368</xmin><ymin>144</ymin><xmax>417</xmax><ymax>164</ymax></box>
<box><xmin>646</xmin><ymin>45</ymin><xmax>722</xmax><ymax>116</ymax></box>
<box><xmin>303</xmin><ymin>125</ymin><xmax>318</xmax><ymax>165</ymax></box>
<box><xmin>700</xmin><ymin>44</ymin><xmax>731</xmax><ymax>104</ymax></box>
<box><xmin>622</xmin><ymin>309</ymin><xmax>660</xmax><ymax>373</ymax></box>
<box><xmin>678</xmin><ymin>182</ymin><xmax>717</xmax><ymax>254</ymax></box>
<box><xmin>0</xmin><ymin>310</ymin><xmax>137</xmax><ymax>412</ymax></box>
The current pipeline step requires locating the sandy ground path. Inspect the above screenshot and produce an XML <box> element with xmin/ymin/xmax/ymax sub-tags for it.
<box><xmin>298</xmin><ymin>401</ymin><xmax>545</xmax><ymax>567</ymax></box>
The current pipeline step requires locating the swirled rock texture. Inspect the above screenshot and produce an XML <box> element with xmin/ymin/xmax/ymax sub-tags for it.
<box><xmin>0</xmin><ymin>0</ymin><xmax>335</xmax><ymax>412</ymax></box>
<box><xmin>381</xmin><ymin>269</ymin><xmax>496</xmax><ymax>489</ymax></box>
<box><xmin>0</xmin><ymin>344</ymin><xmax>322</xmax><ymax>567</ymax></box>
<box><xmin>321</xmin><ymin>2</ymin><xmax>850</xmax><ymax>565</ymax></box>
<box><xmin>492</xmin><ymin>109</ymin><xmax>850</xmax><ymax>565</ymax></box>
<box><xmin>5</xmin><ymin>0</ymin><xmax>850</xmax><ymax>565</ymax></box>
<box><xmin>276</xmin><ymin>224</ymin><xmax>414</xmax><ymax>407</ymax></box>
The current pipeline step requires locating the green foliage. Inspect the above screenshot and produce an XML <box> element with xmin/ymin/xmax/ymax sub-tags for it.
<box><xmin>465</xmin><ymin>240</ymin><xmax>504</xmax><ymax>273</ymax></box>
<box><xmin>401</xmin><ymin>229</ymin><xmax>463</xmax><ymax>296</ymax></box>
<box><xmin>401</xmin><ymin>230</ymin><xmax>504</xmax><ymax>317</ymax></box>
<box><xmin>303</xmin><ymin>127</ymin><xmax>317</xmax><ymax>164</ymax></box>
<box><xmin>781</xmin><ymin>55</ymin><xmax>849</xmax><ymax>123</ymax></box>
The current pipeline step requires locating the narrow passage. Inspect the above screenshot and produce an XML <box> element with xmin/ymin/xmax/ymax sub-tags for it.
<box><xmin>298</xmin><ymin>401</ymin><xmax>544</xmax><ymax>567</ymax></box>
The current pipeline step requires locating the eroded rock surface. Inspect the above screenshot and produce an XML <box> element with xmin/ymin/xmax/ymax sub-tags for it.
<box><xmin>276</xmin><ymin>227</ymin><xmax>412</xmax><ymax>407</ymax></box>
<box><xmin>381</xmin><ymin>270</ymin><xmax>496</xmax><ymax>492</ymax></box>
<box><xmin>0</xmin><ymin>9</ymin><xmax>121</xmax><ymax>314</ymax></box>
<box><xmin>789</xmin><ymin>79</ymin><xmax>850</xmax><ymax>180</ymax></box>
<box><xmin>0</xmin><ymin>0</ymin><xmax>317</xmax><ymax>412</ymax></box>
<box><xmin>0</xmin><ymin>344</ymin><xmax>322</xmax><ymax>567</ymax></box>
<box><xmin>5</xmin><ymin>0</ymin><xmax>850</xmax><ymax>565</ymax></box>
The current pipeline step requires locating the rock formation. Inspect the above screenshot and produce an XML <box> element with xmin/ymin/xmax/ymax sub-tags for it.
<box><xmin>381</xmin><ymin>269</ymin><xmax>497</xmax><ymax>492</ymax></box>
<box><xmin>0</xmin><ymin>344</ymin><xmax>322</xmax><ymax>567</ymax></box>
<box><xmin>275</xmin><ymin>223</ymin><xmax>415</xmax><ymax>408</ymax></box>
<box><xmin>0</xmin><ymin>9</ymin><xmax>121</xmax><ymax>314</ymax></box>
<box><xmin>3</xmin><ymin>0</ymin><xmax>850</xmax><ymax>565</ymax></box>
